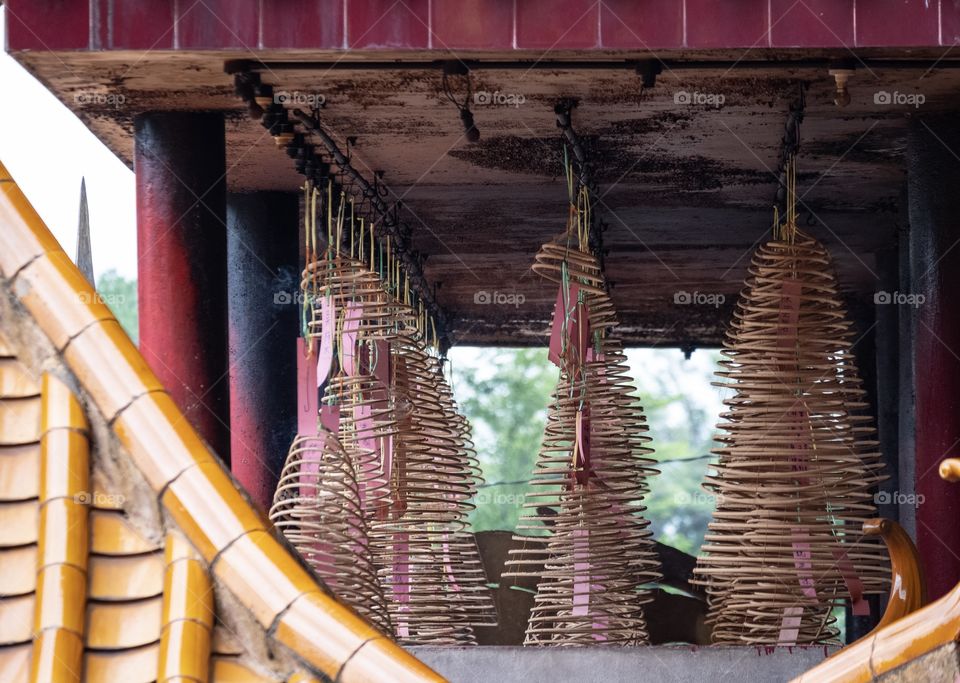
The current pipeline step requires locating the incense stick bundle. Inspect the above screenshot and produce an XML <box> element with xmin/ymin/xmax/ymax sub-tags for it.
<box><xmin>692</xmin><ymin>226</ymin><xmax>888</xmax><ymax>645</ymax></box>
<box><xmin>270</xmin><ymin>429</ymin><xmax>393</xmax><ymax>634</ymax></box>
<box><xmin>296</xmin><ymin>196</ymin><xmax>496</xmax><ymax>644</ymax></box>
<box><xmin>504</xmin><ymin>186</ymin><xmax>661</xmax><ymax>646</ymax></box>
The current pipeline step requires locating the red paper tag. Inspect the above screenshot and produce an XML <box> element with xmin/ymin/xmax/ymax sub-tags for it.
<box><xmin>320</xmin><ymin>404</ymin><xmax>340</xmax><ymax>433</ymax></box>
<box><xmin>832</xmin><ymin>546</ymin><xmax>870</xmax><ymax>616</ymax></box>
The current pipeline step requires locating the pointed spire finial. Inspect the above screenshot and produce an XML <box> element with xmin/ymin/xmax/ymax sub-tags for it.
<box><xmin>76</xmin><ymin>177</ymin><xmax>95</xmax><ymax>286</ymax></box>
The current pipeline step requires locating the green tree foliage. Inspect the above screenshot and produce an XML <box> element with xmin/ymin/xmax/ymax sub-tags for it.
<box><xmin>449</xmin><ymin>347</ymin><xmax>556</xmax><ymax>533</ymax></box>
<box><xmin>96</xmin><ymin>269</ymin><xmax>138</xmax><ymax>344</ymax></box>
<box><xmin>450</xmin><ymin>346</ymin><xmax>724</xmax><ymax>555</ymax></box>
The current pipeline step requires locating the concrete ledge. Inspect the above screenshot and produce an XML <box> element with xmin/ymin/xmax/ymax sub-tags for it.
<box><xmin>409</xmin><ymin>645</ymin><xmax>837</xmax><ymax>683</ymax></box>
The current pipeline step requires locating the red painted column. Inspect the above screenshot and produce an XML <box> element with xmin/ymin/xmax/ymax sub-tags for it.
<box><xmin>226</xmin><ymin>192</ymin><xmax>299</xmax><ymax>511</ymax></box>
<box><xmin>135</xmin><ymin>112</ymin><xmax>231</xmax><ymax>463</ymax></box>
<box><xmin>908</xmin><ymin>115</ymin><xmax>960</xmax><ymax>601</ymax></box>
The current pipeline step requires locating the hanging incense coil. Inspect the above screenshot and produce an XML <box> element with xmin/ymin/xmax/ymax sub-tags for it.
<box><xmin>692</xmin><ymin>226</ymin><xmax>888</xmax><ymax>646</ymax></box>
<box><xmin>301</xmin><ymin>255</ymin><xmax>417</xmax><ymax>342</ymax></box>
<box><xmin>505</xmin><ymin>202</ymin><xmax>661</xmax><ymax>645</ymax></box>
<box><xmin>270</xmin><ymin>428</ymin><xmax>393</xmax><ymax>634</ymax></box>
<box><xmin>300</xmin><ymin>235</ymin><xmax>496</xmax><ymax>644</ymax></box>
<box><xmin>372</xmin><ymin>329</ymin><xmax>497</xmax><ymax>644</ymax></box>
<box><xmin>324</xmin><ymin>371</ymin><xmax>395</xmax><ymax>515</ymax></box>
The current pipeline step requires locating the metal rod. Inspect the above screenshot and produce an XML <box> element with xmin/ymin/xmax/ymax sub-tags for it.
<box><xmin>774</xmin><ymin>84</ymin><xmax>807</xmax><ymax>221</ymax></box>
<box><xmin>555</xmin><ymin>101</ymin><xmax>605</xmax><ymax>269</ymax></box>
<box><xmin>292</xmin><ymin>109</ymin><xmax>451</xmax><ymax>352</ymax></box>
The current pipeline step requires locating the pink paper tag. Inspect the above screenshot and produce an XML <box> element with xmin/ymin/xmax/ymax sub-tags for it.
<box><xmin>296</xmin><ymin>338</ymin><xmax>319</xmax><ymax>435</ymax></box>
<box><xmin>316</xmin><ymin>295</ymin><xmax>335</xmax><ymax>387</ymax></box>
<box><xmin>341</xmin><ymin>301</ymin><xmax>363</xmax><ymax>376</ymax></box>
<box><xmin>778</xmin><ymin>606</ymin><xmax>804</xmax><ymax>645</ymax></box>
<box><xmin>394</xmin><ymin>533</ymin><xmax>410</xmax><ymax>638</ymax></box>
<box><xmin>548</xmin><ymin>282</ymin><xmax>581</xmax><ymax>367</ymax></box>
<box><xmin>791</xmin><ymin>527</ymin><xmax>818</xmax><ymax>600</ymax></box>
<box><xmin>573</xmin><ymin>407</ymin><xmax>591</xmax><ymax>485</ymax></box>
<box><xmin>831</xmin><ymin>546</ymin><xmax>870</xmax><ymax>616</ymax></box>
<box><xmin>572</xmin><ymin>528</ymin><xmax>607</xmax><ymax>641</ymax></box>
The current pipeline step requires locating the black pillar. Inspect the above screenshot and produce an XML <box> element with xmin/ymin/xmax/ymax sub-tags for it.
<box><xmin>226</xmin><ymin>191</ymin><xmax>300</xmax><ymax>511</ymax></box>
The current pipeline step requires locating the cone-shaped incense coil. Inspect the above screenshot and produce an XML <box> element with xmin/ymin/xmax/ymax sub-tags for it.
<box><xmin>270</xmin><ymin>429</ymin><xmax>393</xmax><ymax>634</ymax></box>
<box><xmin>301</xmin><ymin>231</ymin><xmax>496</xmax><ymax>644</ymax></box>
<box><xmin>692</xmin><ymin>227</ymin><xmax>888</xmax><ymax>646</ymax></box>
<box><xmin>372</xmin><ymin>329</ymin><xmax>497</xmax><ymax>645</ymax></box>
<box><xmin>505</xmin><ymin>185</ymin><xmax>661</xmax><ymax>646</ymax></box>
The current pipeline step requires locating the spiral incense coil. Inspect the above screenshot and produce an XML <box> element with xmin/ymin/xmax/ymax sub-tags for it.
<box><xmin>692</xmin><ymin>227</ymin><xmax>888</xmax><ymax>646</ymax></box>
<box><xmin>323</xmin><ymin>371</ymin><xmax>395</xmax><ymax>514</ymax></box>
<box><xmin>505</xmin><ymin>230</ymin><xmax>661</xmax><ymax>646</ymax></box>
<box><xmin>532</xmin><ymin>241</ymin><xmax>606</xmax><ymax>295</ymax></box>
<box><xmin>372</xmin><ymin>332</ymin><xmax>497</xmax><ymax>643</ymax></box>
<box><xmin>270</xmin><ymin>429</ymin><xmax>393</xmax><ymax>634</ymax></box>
<box><xmin>302</xmin><ymin>255</ymin><xmax>417</xmax><ymax>341</ymax></box>
<box><xmin>291</xmin><ymin>186</ymin><xmax>496</xmax><ymax>644</ymax></box>
<box><xmin>505</xmin><ymin>358</ymin><xmax>661</xmax><ymax>645</ymax></box>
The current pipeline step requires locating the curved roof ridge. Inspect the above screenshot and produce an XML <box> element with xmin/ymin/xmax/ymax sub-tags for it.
<box><xmin>0</xmin><ymin>161</ymin><xmax>445</xmax><ymax>683</ymax></box>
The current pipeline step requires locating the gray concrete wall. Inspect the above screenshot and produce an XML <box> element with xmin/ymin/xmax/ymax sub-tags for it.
<box><xmin>410</xmin><ymin>645</ymin><xmax>836</xmax><ymax>683</ymax></box>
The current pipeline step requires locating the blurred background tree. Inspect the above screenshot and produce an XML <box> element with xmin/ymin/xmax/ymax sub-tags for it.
<box><xmin>450</xmin><ymin>346</ymin><xmax>725</xmax><ymax>556</ymax></box>
<box><xmin>96</xmin><ymin>269</ymin><xmax>138</xmax><ymax>343</ymax></box>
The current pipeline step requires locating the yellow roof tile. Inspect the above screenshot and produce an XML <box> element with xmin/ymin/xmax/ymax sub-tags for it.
<box><xmin>0</xmin><ymin>444</ymin><xmax>39</xmax><ymax>501</ymax></box>
<box><xmin>161</xmin><ymin>463</ymin><xmax>265</xmax><ymax>563</ymax></box>
<box><xmin>62</xmin><ymin>320</ymin><xmax>164</xmax><ymax>422</ymax></box>
<box><xmin>0</xmin><ymin>593</ymin><xmax>34</xmax><ymax>644</ymax></box>
<box><xmin>88</xmin><ymin>553</ymin><xmax>164</xmax><ymax>602</ymax></box>
<box><xmin>13</xmin><ymin>252</ymin><xmax>116</xmax><ymax>351</ymax></box>
<box><xmin>0</xmin><ymin>500</ymin><xmax>38</xmax><ymax>547</ymax></box>
<box><xmin>89</xmin><ymin>510</ymin><xmax>161</xmax><ymax>556</ymax></box>
<box><xmin>112</xmin><ymin>390</ymin><xmax>216</xmax><ymax>492</ymax></box>
<box><xmin>85</xmin><ymin>643</ymin><xmax>158</xmax><ymax>683</ymax></box>
<box><xmin>0</xmin><ymin>643</ymin><xmax>31</xmax><ymax>683</ymax></box>
<box><xmin>0</xmin><ymin>544</ymin><xmax>36</xmax><ymax>596</ymax></box>
<box><xmin>0</xmin><ymin>397</ymin><xmax>40</xmax><ymax>446</ymax></box>
<box><xmin>210</xmin><ymin>657</ymin><xmax>274</xmax><ymax>683</ymax></box>
<box><xmin>211</xmin><ymin>529</ymin><xmax>318</xmax><ymax>628</ymax></box>
<box><xmin>86</xmin><ymin>598</ymin><xmax>162</xmax><ymax>650</ymax></box>
<box><xmin>0</xmin><ymin>359</ymin><xmax>39</xmax><ymax>398</ymax></box>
